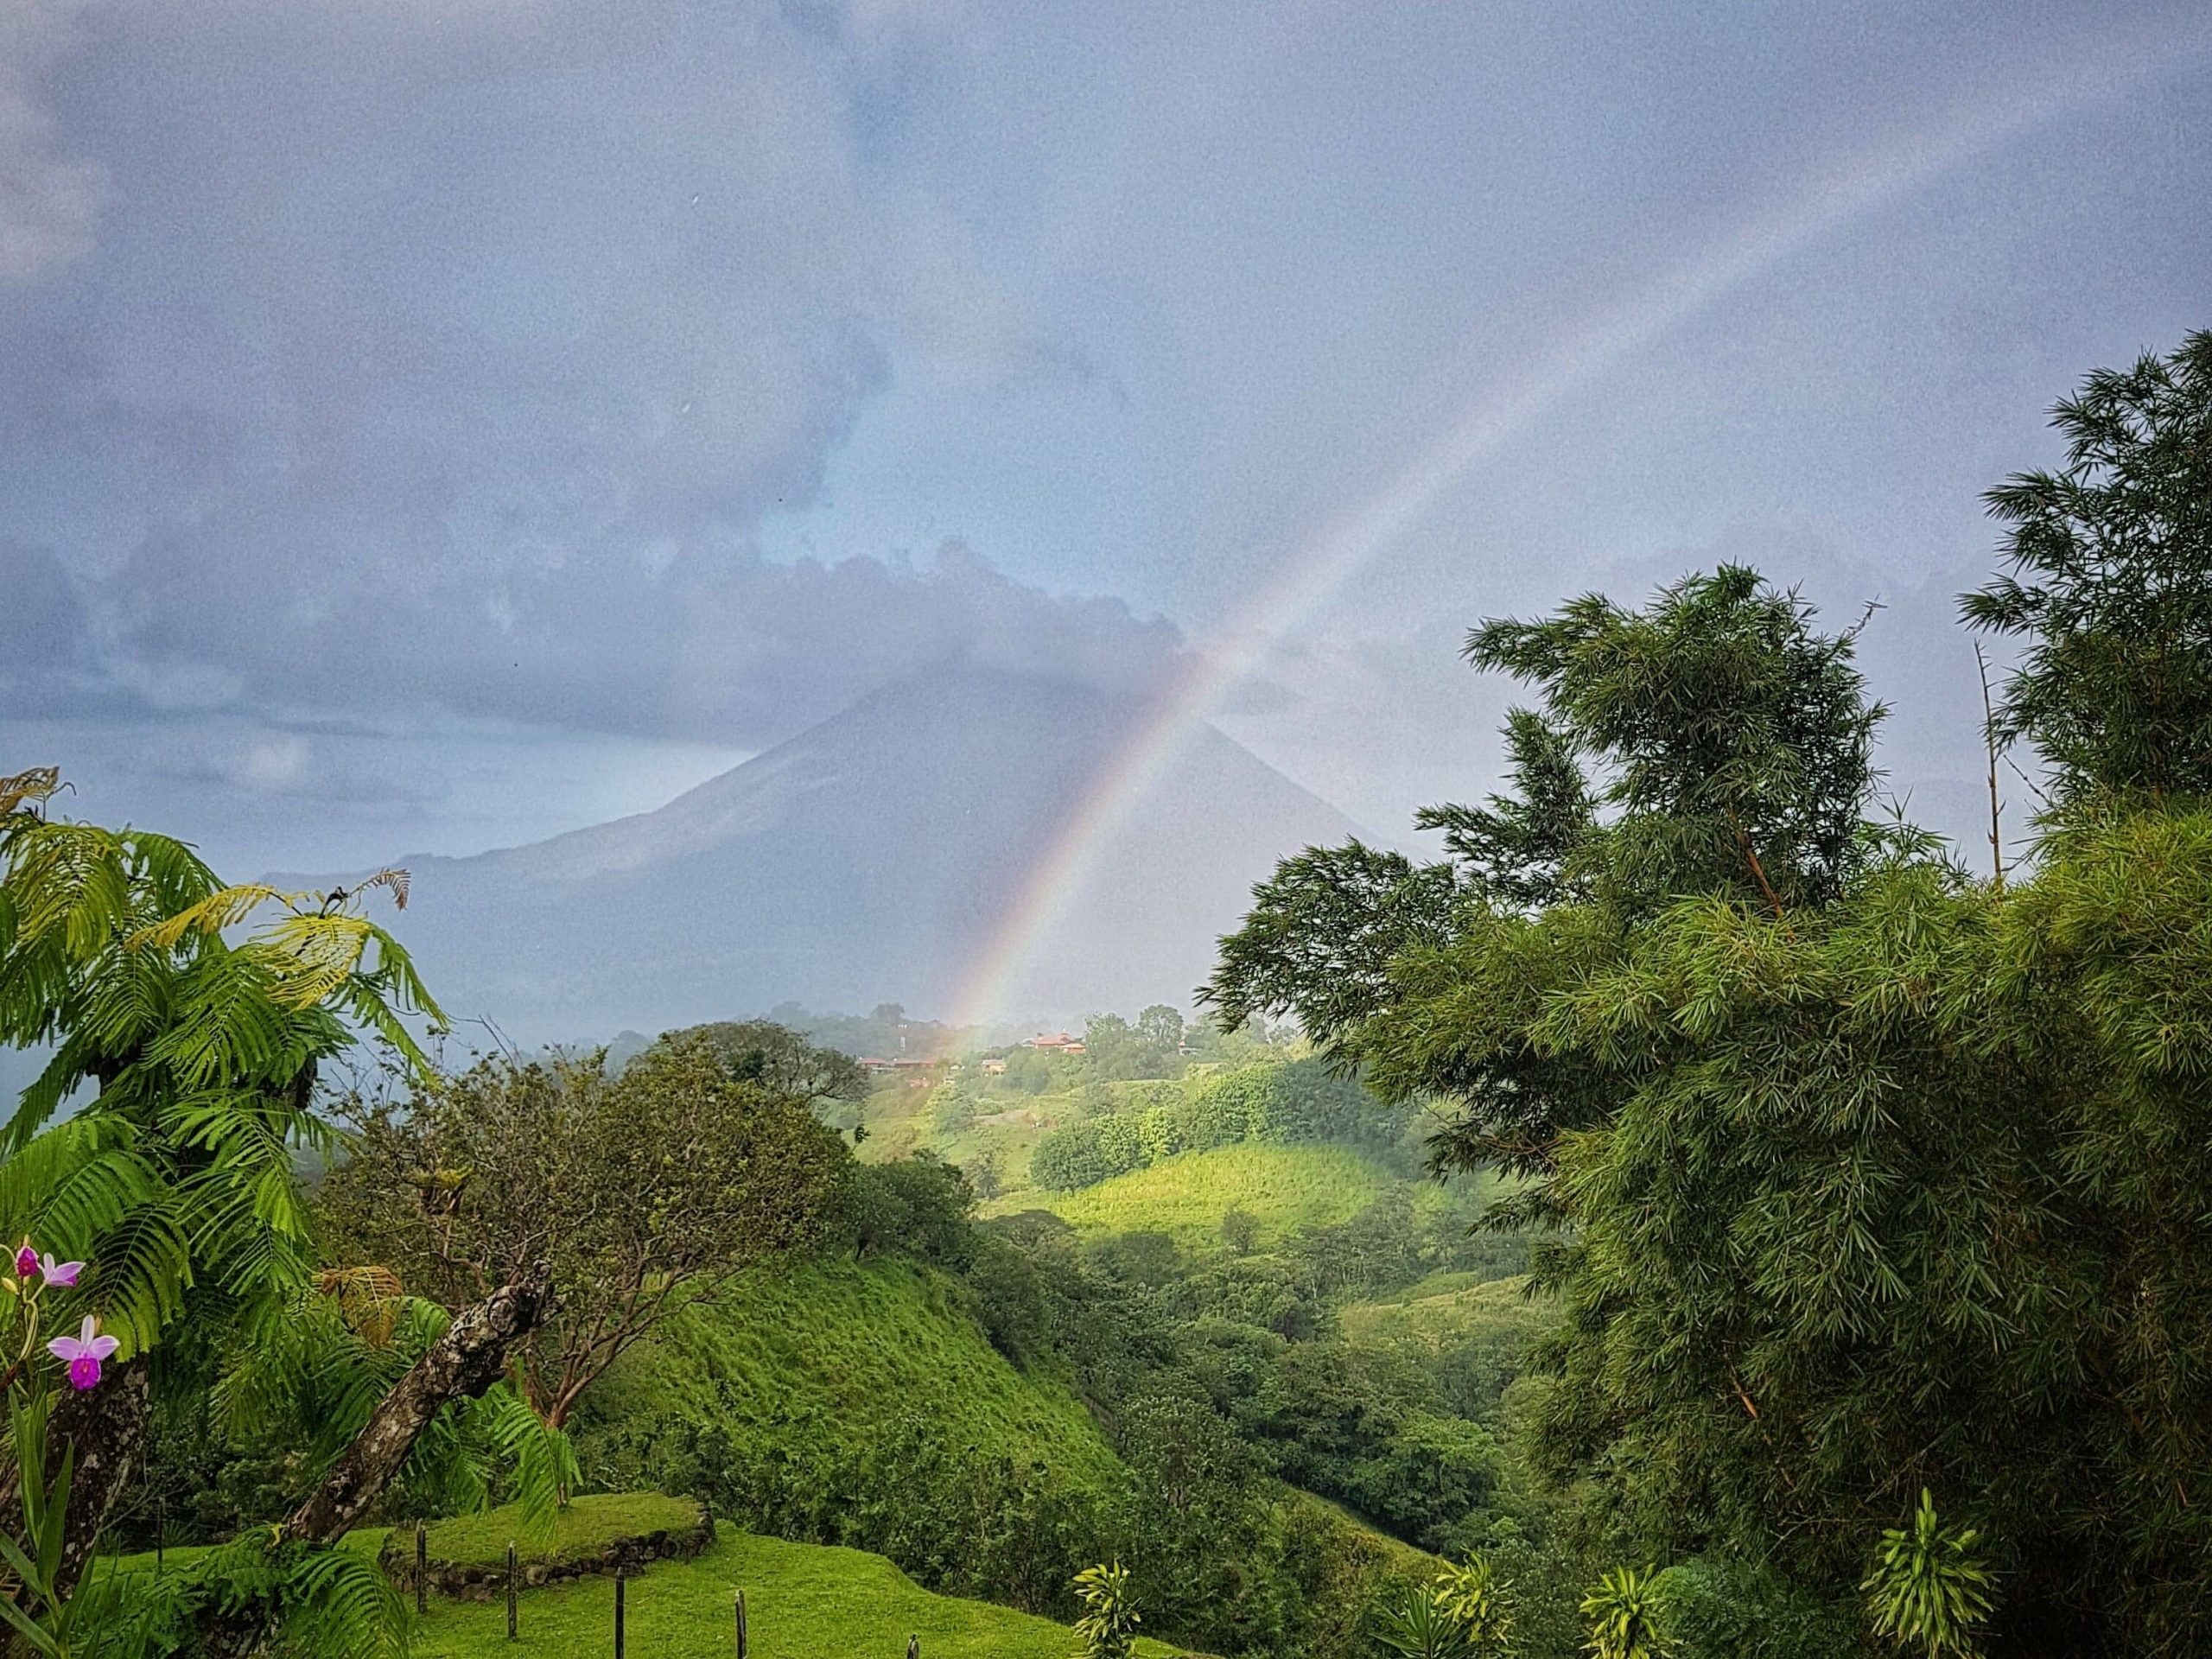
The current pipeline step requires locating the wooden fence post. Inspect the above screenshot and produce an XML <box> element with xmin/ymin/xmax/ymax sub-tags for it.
<box><xmin>613</xmin><ymin>1571</ymin><xmax>626</xmax><ymax>1659</ymax></box>
<box><xmin>415</xmin><ymin>1522</ymin><xmax>427</xmax><ymax>1615</ymax></box>
<box><xmin>734</xmin><ymin>1587</ymin><xmax>747</xmax><ymax>1659</ymax></box>
<box><xmin>506</xmin><ymin>1542</ymin><xmax>518</xmax><ymax>1641</ymax></box>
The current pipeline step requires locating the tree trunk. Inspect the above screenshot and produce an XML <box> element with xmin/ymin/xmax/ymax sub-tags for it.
<box><xmin>286</xmin><ymin>1260</ymin><xmax>557</xmax><ymax>1542</ymax></box>
<box><xmin>0</xmin><ymin>1357</ymin><xmax>151</xmax><ymax>1598</ymax></box>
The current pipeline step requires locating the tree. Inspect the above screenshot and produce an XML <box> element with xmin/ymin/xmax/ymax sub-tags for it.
<box><xmin>319</xmin><ymin>1033</ymin><xmax>845</xmax><ymax>1429</ymax></box>
<box><xmin>658</xmin><ymin>1018</ymin><xmax>868</xmax><ymax>1103</ymax></box>
<box><xmin>1202</xmin><ymin>414</ymin><xmax>2212</xmax><ymax>1654</ymax></box>
<box><xmin>1134</xmin><ymin>1004</ymin><xmax>1185</xmax><ymax>1059</ymax></box>
<box><xmin>1962</xmin><ymin>331</ymin><xmax>2212</xmax><ymax>809</ymax></box>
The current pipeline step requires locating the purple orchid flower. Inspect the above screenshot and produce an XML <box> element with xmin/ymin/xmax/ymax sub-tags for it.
<box><xmin>12</xmin><ymin>1241</ymin><xmax>35</xmax><ymax>1281</ymax></box>
<box><xmin>48</xmin><ymin>1316</ymin><xmax>119</xmax><ymax>1391</ymax></box>
<box><xmin>37</xmin><ymin>1255</ymin><xmax>80</xmax><ymax>1289</ymax></box>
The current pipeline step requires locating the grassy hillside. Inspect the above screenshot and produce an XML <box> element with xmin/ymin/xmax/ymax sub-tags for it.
<box><xmin>995</xmin><ymin>1142</ymin><xmax>1395</xmax><ymax>1249</ymax></box>
<box><xmin>1340</xmin><ymin>1269</ymin><xmax>1555</xmax><ymax>1351</ymax></box>
<box><xmin>107</xmin><ymin>1527</ymin><xmax>1182</xmax><ymax>1659</ymax></box>
<box><xmin>586</xmin><ymin>1256</ymin><xmax>1122</xmax><ymax>1485</ymax></box>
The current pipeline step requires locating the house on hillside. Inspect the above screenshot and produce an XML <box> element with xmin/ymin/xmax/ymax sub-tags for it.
<box><xmin>1023</xmin><ymin>1032</ymin><xmax>1085</xmax><ymax>1053</ymax></box>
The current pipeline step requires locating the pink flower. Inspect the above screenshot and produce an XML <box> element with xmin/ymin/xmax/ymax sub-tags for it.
<box><xmin>48</xmin><ymin>1316</ymin><xmax>119</xmax><ymax>1391</ymax></box>
<box><xmin>37</xmin><ymin>1255</ymin><xmax>80</xmax><ymax>1289</ymax></box>
<box><xmin>13</xmin><ymin>1241</ymin><xmax>35</xmax><ymax>1280</ymax></box>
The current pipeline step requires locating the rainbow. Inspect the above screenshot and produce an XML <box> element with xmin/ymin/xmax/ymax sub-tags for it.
<box><xmin>949</xmin><ymin>10</ymin><xmax>2211</xmax><ymax>1033</ymax></box>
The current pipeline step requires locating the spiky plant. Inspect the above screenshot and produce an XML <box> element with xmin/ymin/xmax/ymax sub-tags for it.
<box><xmin>1370</xmin><ymin>1582</ymin><xmax>1476</xmax><ymax>1659</ymax></box>
<box><xmin>1433</xmin><ymin>1553</ymin><xmax>1516</xmax><ymax>1656</ymax></box>
<box><xmin>1580</xmin><ymin>1567</ymin><xmax>1670</xmax><ymax>1659</ymax></box>
<box><xmin>1862</xmin><ymin>1491</ymin><xmax>1996</xmax><ymax>1659</ymax></box>
<box><xmin>1071</xmin><ymin>1560</ymin><xmax>1141</xmax><ymax>1659</ymax></box>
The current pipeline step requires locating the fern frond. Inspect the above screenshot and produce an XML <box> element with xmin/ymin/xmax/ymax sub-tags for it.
<box><xmin>129</xmin><ymin>884</ymin><xmax>295</xmax><ymax>951</ymax></box>
<box><xmin>466</xmin><ymin>1386</ymin><xmax>579</xmax><ymax>1541</ymax></box>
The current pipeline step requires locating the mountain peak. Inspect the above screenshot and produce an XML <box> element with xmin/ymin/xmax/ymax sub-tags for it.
<box><xmin>353</xmin><ymin>668</ymin><xmax>1357</xmax><ymax>1042</ymax></box>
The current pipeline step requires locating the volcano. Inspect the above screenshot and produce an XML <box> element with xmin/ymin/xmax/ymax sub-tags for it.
<box><xmin>307</xmin><ymin>665</ymin><xmax>1362</xmax><ymax>1043</ymax></box>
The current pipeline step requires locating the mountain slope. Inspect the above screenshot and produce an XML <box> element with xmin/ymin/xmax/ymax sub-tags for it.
<box><xmin>321</xmin><ymin>664</ymin><xmax>1359</xmax><ymax>1040</ymax></box>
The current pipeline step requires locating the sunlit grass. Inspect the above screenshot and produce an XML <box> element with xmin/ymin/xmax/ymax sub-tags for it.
<box><xmin>403</xmin><ymin>1531</ymin><xmax>1183</xmax><ymax>1659</ymax></box>
<box><xmin>996</xmin><ymin>1143</ymin><xmax>1395</xmax><ymax>1249</ymax></box>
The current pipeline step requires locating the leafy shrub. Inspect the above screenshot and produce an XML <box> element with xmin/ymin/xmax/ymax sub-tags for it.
<box><xmin>1655</xmin><ymin>1556</ymin><xmax>1860</xmax><ymax>1659</ymax></box>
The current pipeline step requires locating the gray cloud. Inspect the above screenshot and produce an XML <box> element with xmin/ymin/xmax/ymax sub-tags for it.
<box><xmin>4</xmin><ymin>0</ymin><xmax>1179</xmax><ymax>748</ymax></box>
<box><xmin>0</xmin><ymin>1</ymin><xmax>103</xmax><ymax>284</ymax></box>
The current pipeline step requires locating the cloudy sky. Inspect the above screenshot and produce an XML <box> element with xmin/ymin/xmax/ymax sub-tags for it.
<box><xmin>3</xmin><ymin>0</ymin><xmax>2209</xmax><ymax>876</ymax></box>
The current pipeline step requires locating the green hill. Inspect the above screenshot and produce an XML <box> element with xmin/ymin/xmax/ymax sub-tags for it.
<box><xmin>994</xmin><ymin>1142</ymin><xmax>1395</xmax><ymax>1249</ymax></box>
<box><xmin>586</xmin><ymin>1256</ymin><xmax>1122</xmax><ymax>1486</ymax></box>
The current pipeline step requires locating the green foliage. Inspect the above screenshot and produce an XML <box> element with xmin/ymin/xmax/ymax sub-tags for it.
<box><xmin>1579</xmin><ymin>1567</ymin><xmax>1669</xmax><ymax>1659</ymax></box>
<box><xmin>1025</xmin><ymin>1145</ymin><xmax>1393</xmax><ymax>1249</ymax></box>
<box><xmin>580</xmin><ymin>1255</ymin><xmax>1126</xmax><ymax>1503</ymax></box>
<box><xmin>1080</xmin><ymin>1008</ymin><xmax>1187</xmax><ymax>1082</ymax></box>
<box><xmin>1205</xmin><ymin>842</ymin><xmax>1463</xmax><ymax>1047</ymax></box>
<box><xmin>93</xmin><ymin>1534</ymin><xmax>410</xmax><ymax>1659</ymax></box>
<box><xmin>0</xmin><ymin>778</ymin><xmax>442</xmax><ymax>1354</ymax></box>
<box><xmin>1649</xmin><ymin>1558</ymin><xmax>1858</xmax><ymax>1659</ymax></box>
<box><xmin>334</xmin><ymin>1528</ymin><xmax>1185</xmax><ymax>1659</ymax></box>
<box><xmin>847</xmin><ymin>1153</ymin><xmax>981</xmax><ymax>1267</ymax></box>
<box><xmin>0</xmin><ymin>1393</ymin><xmax>125</xmax><ymax>1659</ymax></box>
<box><xmin>1202</xmin><ymin>417</ymin><xmax>2212</xmax><ymax>1652</ymax></box>
<box><xmin>1861</xmin><ymin>1491</ymin><xmax>1995</xmax><ymax>1659</ymax></box>
<box><xmin>1071</xmin><ymin>1560</ymin><xmax>1141</xmax><ymax>1659</ymax></box>
<box><xmin>1961</xmin><ymin>330</ymin><xmax>2212</xmax><ymax>808</ymax></box>
<box><xmin>0</xmin><ymin>776</ymin><xmax>487</xmax><ymax>1654</ymax></box>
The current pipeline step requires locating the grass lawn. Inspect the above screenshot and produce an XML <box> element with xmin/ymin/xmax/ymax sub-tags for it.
<box><xmin>995</xmin><ymin>1143</ymin><xmax>1395</xmax><ymax>1249</ymax></box>
<box><xmin>418</xmin><ymin>1491</ymin><xmax>705</xmax><ymax>1568</ymax></box>
<box><xmin>410</xmin><ymin>1531</ymin><xmax>1182</xmax><ymax>1658</ymax></box>
<box><xmin>110</xmin><ymin>1527</ymin><xmax>1182</xmax><ymax>1658</ymax></box>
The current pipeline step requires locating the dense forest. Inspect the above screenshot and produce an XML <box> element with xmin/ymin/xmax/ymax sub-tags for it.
<box><xmin>0</xmin><ymin>333</ymin><xmax>2207</xmax><ymax>1656</ymax></box>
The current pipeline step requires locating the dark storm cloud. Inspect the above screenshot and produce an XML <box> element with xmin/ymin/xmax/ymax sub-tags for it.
<box><xmin>0</xmin><ymin>0</ymin><xmax>1175</xmax><ymax>747</ymax></box>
